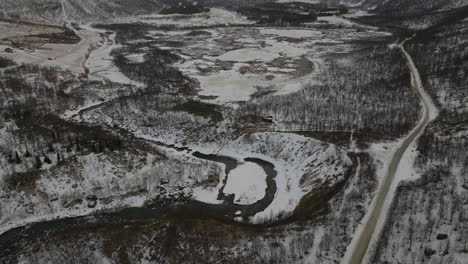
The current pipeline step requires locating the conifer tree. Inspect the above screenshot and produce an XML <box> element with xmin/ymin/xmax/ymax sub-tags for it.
<box><xmin>35</xmin><ymin>156</ymin><xmax>42</xmax><ymax>169</ymax></box>
<box><xmin>15</xmin><ymin>151</ymin><xmax>21</xmax><ymax>164</ymax></box>
<box><xmin>44</xmin><ymin>155</ymin><xmax>52</xmax><ymax>164</ymax></box>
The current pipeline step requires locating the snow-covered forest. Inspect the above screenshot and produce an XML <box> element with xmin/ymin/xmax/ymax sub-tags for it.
<box><xmin>0</xmin><ymin>0</ymin><xmax>467</xmax><ymax>263</ymax></box>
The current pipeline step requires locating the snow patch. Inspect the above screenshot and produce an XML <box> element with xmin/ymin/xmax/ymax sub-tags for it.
<box><xmin>216</xmin><ymin>48</ymin><xmax>280</xmax><ymax>62</ymax></box>
<box><xmin>260</xmin><ymin>28</ymin><xmax>322</xmax><ymax>38</ymax></box>
<box><xmin>192</xmin><ymin>186</ymin><xmax>223</xmax><ymax>204</ymax></box>
<box><xmin>223</xmin><ymin>162</ymin><xmax>268</xmax><ymax>205</ymax></box>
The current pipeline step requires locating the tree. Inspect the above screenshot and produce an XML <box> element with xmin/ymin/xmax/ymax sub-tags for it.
<box><xmin>44</xmin><ymin>155</ymin><xmax>52</xmax><ymax>164</ymax></box>
<box><xmin>76</xmin><ymin>137</ymin><xmax>81</xmax><ymax>151</ymax></box>
<box><xmin>48</xmin><ymin>143</ymin><xmax>55</xmax><ymax>153</ymax></box>
<box><xmin>25</xmin><ymin>149</ymin><xmax>32</xmax><ymax>158</ymax></box>
<box><xmin>7</xmin><ymin>152</ymin><xmax>13</xmax><ymax>164</ymax></box>
<box><xmin>35</xmin><ymin>156</ymin><xmax>42</xmax><ymax>169</ymax></box>
<box><xmin>15</xmin><ymin>151</ymin><xmax>21</xmax><ymax>164</ymax></box>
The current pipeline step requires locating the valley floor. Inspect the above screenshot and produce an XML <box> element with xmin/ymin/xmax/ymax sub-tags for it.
<box><xmin>0</xmin><ymin>3</ymin><xmax>466</xmax><ymax>264</ymax></box>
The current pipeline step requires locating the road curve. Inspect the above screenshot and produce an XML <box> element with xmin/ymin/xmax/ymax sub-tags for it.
<box><xmin>347</xmin><ymin>40</ymin><xmax>437</xmax><ymax>264</ymax></box>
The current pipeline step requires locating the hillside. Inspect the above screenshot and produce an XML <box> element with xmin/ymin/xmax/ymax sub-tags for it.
<box><xmin>0</xmin><ymin>0</ymin><xmax>163</xmax><ymax>23</ymax></box>
<box><xmin>365</xmin><ymin>0</ymin><xmax>468</xmax><ymax>14</ymax></box>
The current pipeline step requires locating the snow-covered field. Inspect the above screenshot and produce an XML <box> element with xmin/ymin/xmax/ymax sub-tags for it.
<box><xmin>169</xmin><ymin>27</ymin><xmax>323</xmax><ymax>103</ymax></box>
<box><xmin>63</xmin><ymin>11</ymin><xmax>395</xmax><ymax>223</ymax></box>
<box><xmin>1</xmin><ymin>2</ymin><xmax>468</xmax><ymax>263</ymax></box>
<box><xmin>145</xmin><ymin>21</ymin><xmax>388</xmax><ymax>104</ymax></box>
<box><xmin>116</xmin><ymin>8</ymin><xmax>253</xmax><ymax>27</ymax></box>
<box><xmin>276</xmin><ymin>0</ymin><xmax>320</xmax><ymax>3</ymax></box>
<box><xmin>83</xmin><ymin>26</ymin><xmax>143</xmax><ymax>86</ymax></box>
<box><xmin>224</xmin><ymin>162</ymin><xmax>268</xmax><ymax>205</ymax></box>
<box><xmin>0</xmin><ymin>21</ymin><xmax>139</xmax><ymax>87</ymax></box>
<box><xmin>0</xmin><ymin>26</ymin><xmax>98</xmax><ymax>73</ymax></box>
<box><xmin>0</xmin><ymin>22</ymin><xmax>63</xmax><ymax>40</ymax></box>
<box><xmin>0</xmin><ymin>8</ymin><xmax>395</xmax><ymax>232</ymax></box>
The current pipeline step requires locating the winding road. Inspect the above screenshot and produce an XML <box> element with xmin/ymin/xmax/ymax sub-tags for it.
<box><xmin>347</xmin><ymin>39</ymin><xmax>437</xmax><ymax>264</ymax></box>
<box><xmin>0</xmin><ymin>13</ymin><xmax>440</xmax><ymax>262</ymax></box>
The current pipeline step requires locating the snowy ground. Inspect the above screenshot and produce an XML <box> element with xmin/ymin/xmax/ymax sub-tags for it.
<box><xmin>108</xmin><ymin>126</ymin><xmax>353</xmax><ymax>222</ymax></box>
<box><xmin>65</xmin><ymin>12</ymin><xmax>393</xmax><ymax>222</ymax></box>
<box><xmin>82</xmin><ymin>25</ymin><xmax>143</xmax><ymax>86</ymax></box>
<box><xmin>276</xmin><ymin>0</ymin><xmax>320</xmax><ymax>3</ymax></box>
<box><xmin>0</xmin><ymin>21</ymin><xmax>138</xmax><ymax>87</ymax></box>
<box><xmin>145</xmin><ymin>22</ymin><xmax>388</xmax><ymax>104</ymax></box>
<box><xmin>0</xmin><ymin>141</ymin><xmax>220</xmax><ymax>235</ymax></box>
<box><xmin>343</xmin><ymin>42</ymin><xmax>440</xmax><ymax>264</ymax></box>
<box><xmin>0</xmin><ymin>26</ymin><xmax>98</xmax><ymax>73</ymax></box>
<box><xmin>0</xmin><ymin>6</ymin><xmax>395</xmax><ymax>235</ymax></box>
<box><xmin>0</xmin><ymin>22</ymin><xmax>63</xmax><ymax>41</ymax></box>
<box><xmin>164</xmin><ymin>26</ymin><xmax>323</xmax><ymax>103</ymax></box>
<box><xmin>223</xmin><ymin>162</ymin><xmax>267</xmax><ymax>205</ymax></box>
<box><xmin>115</xmin><ymin>8</ymin><xmax>254</xmax><ymax>27</ymax></box>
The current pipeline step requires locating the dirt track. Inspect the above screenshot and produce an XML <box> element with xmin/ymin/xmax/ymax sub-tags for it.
<box><xmin>347</xmin><ymin>40</ymin><xmax>437</xmax><ymax>264</ymax></box>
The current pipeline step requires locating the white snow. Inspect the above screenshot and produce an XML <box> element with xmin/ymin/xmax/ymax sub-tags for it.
<box><xmin>401</xmin><ymin>39</ymin><xmax>439</xmax><ymax>121</ymax></box>
<box><xmin>153</xmin><ymin>19</ymin><xmax>389</xmax><ymax>104</ymax></box>
<box><xmin>176</xmin><ymin>38</ymin><xmax>312</xmax><ymax>103</ymax></box>
<box><xmin>0</xmin><ymin>23</ymin><xmax>143</xmax><ymax>88</ymax></box>
<box><xmin>114</xmin><ymin>126</ymin><xmax>351</xmax><ymax>223</ymax></box>
<box><xmin>276</xmin><ymin>0</ymin><xmax>320</xmax><ymax>3</ymax></box>
<box><xmin>394</xmin><ymin>145</ymin><xmax>421</xmax><ymax>182</ymax></box>
<box><xmin>366</xmin><ymin>142</ymin><xmax>399</xmax><ymax>181</ymax></box>
<box><xmin>304</xmin><ymin>226</ymin><xmax>325</xmax><ymax>263</ymax></box>
<box><xmin>260</xmin><ymin>28</ymin><xmax>323</xmax><ymax>38</ymax></box>
<box><xmin>195</xmin><ymin>66</ymin><xmax>260</xmax><ymax>102</ymax></box>
<box><xmin>318</xmin><ymin>16</ymin><xmax>356</xmax><ymax>27</ymax></box>
<box><xmin>6</xmin><ymin>25</ymin><xmax>99</xmax><ymax>73</ymax></box>
<box><xmin>342</xmin><ymin>10</ymin><xmax>373</xmax><ymax>18</ymax></box>
<box><xmin>191</xmin><ymin>186</ymin><xmax>223</xmax><ymax>204</ymax></box>
<box><xmin>61</xmin><ymin>100</ymin><xmax>102</xmax><ymax>120</ymax></box>
<box><xmin>0</xmin><ymin>194</ymin><xmax>147</xmax><ymax>237</ymax></box>
<box><xmin>274</xmin><ymin>82</ymin><xmax>304</xmax><ymax>95</ymax></box>
<box><xmin>264</xmin><ymin>39</ymin><xmax>309</xmax><ymax>58</ymax></box>
<box><xmin>223</xmin><ymin>162</ymin><xmax>268</xmax><ymax>205</ymax></box>
<box><xmin>216</xmin><ymin>48</ymin><xmax>280</xmax><ymax>62</ymax></box>
<box><xmin>186</xmin><ymin>132</ymin><xmax>351</xmax><ymax>223</ymax></box>
<box><xmin>124</xmin><ymin>53</ymin><xmax>146</xmax><ymax>63</ymax></box>
<box><xmin>83</xmin><ymin>25</ymin><xmax>143</xmax><ymax>86</ymax></box>
<box><xmin>342</xmin><ymin>41</ymin><xmax>440</xmax><ymax>264</ymax></box>
<box><xmin>147</xmin><ymin>30</ymin><xmax>190</xmax><ymax>36</ymax></box>
<box><xmin>117</xmin><ymin>8</ymin><xmax>253</xmax><ymax>27</ymax></box>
